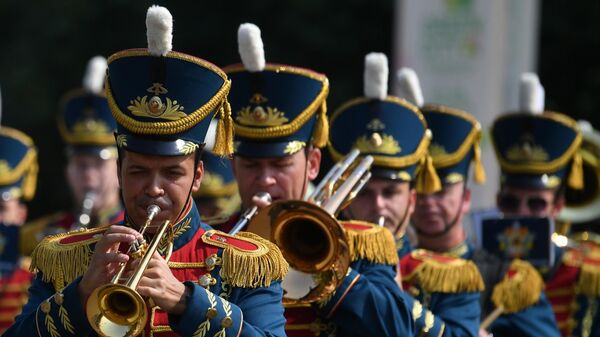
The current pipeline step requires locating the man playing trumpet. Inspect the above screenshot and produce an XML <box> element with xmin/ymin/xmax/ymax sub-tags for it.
<box><xmin>5</xmin><ymin>6</ymin><xmax>287</xmax><ymax>337</ymax></box>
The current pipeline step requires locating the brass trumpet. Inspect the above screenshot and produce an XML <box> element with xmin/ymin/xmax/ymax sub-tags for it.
<box><xmin>86</xmin><ymin>205</ymin><xmax>170</xmax><ymax>337</ymax></box>
<box><xmin>247</xmin><ymin>152</ymin><xmax>374</xmax><ymax>304</ymax></box>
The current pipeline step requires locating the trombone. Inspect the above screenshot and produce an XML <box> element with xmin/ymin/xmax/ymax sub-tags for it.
<box><xmin>86</xmin><ymin>205</ymin><xmax>170</xmax><ymax>337</ymax></box>
<box><xmin>247</xmin><ymin>151</ymin><xmax>374</xmax><ymax>304</ymax></box>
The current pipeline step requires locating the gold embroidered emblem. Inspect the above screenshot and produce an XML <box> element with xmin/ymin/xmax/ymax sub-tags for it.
<box><xmin>396</xmin><ymin>171</ymin><xmax>412</xmax><ymax>181</ymax></box>
<box><xmin>0</xmin><ymin>160</ymin><xmax>12</xmax><ymax>176</ymax></box>
<box><xmin>176</xmin><ymin>140</ymin><xmax>200</xmax><ymax>155</ymax></box>
<box><xmin>127</xmin><ymin>83</ymin><xmax>186</xmax><ymax>120</ymax></box>
<box><xmin>236</xmin><ymin>93</ymin><xmax>288</xmax><ymax>126</ymax></box>
<box><xmin>444</xmin><ymin>173</ymin><xmax>464</xmax><ymax>184</ymax></box>
<box><xmin>354</xmin><ymin>133</ymin><xmax>401</xmax><ymax>155</ymax></box>
<box><xmin>72</xmin><ymin>118</ymin><xmax>111</xmax><ymax>136</ymax></box>
<box><xmin>506</xmin><ymin>142</ymin><xmax>549</xmax><ymax>162</ymax></box>
<box><xmin>428</xmin><ymin>143</ymin><xmax>448</xmax><ymax>158</ymax></box>
<box><xmin>201</xmin><ymin>172</ymin><xmax>225</xmax><ymax>191</ymax></box>
<box><xmin>116</xmin><ymin>134</ymin><xmax>127</xmax><ymax>148</ymax></box>
<box><xmin>284</xmin><ymin>141</ymin><xmax>306</xmax><ymax>155</ymax></box>
<box><xmin>367</xmin><ymin>118</ymin><xmax>386</xmax><ymax>131</ymax></box>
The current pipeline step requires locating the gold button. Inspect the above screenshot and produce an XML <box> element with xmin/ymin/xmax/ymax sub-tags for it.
<box><xmin>40</xmin><ymin>301</ymin><xmax>51</xmax><ymax>314</ymax></box>
<box><xmin>199</xmin><ymin>275</ymin><xmax>212</xmax><ymax>287</ymax></box>
<box><xmin>221</xmin><ymin>316</ymin><xmax>233</xmax><ymax>328</ymax></box>
<box><xmin>53</xmin><ymin>293</ymin><xmax>64</xmax><ymax>306</ymax></box>
<box><xmin>206</xmin><ymin>308</ymin><xmax>218</xmax><ymax>319</ymax></box>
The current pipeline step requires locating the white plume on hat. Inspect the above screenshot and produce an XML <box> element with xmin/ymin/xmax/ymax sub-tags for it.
<box><xmin>519</xmin><ymin>72</ymin><xmax>545</xmax><ymax>114</ymax></box>
<box><xmin>238</xmin><ymin>23</ymin><xmax>265</xmax><ymax>72</ymax></box>
<box><xmin>82</xmin><ymin>56</ymin><xmax>107</xmax><ymax>94</ymax></box>
<box><xmin>396</xmin><ymin>67</ymin><xmax>424</xmax><ymax>107</ymax></box>
<box><xmin>203</xmin><ymin>118</ymin><xmax>219</xmax><ymax>151</ymax></box>
<box><xmin>146</xmin><ymin>5</ymin><xmax>173</xmax><ymax>57</ymax></box>
<box><xmin>364</xmin><ymin>53</ymin><xmax>388</xmax><ymax>100</ymax></box>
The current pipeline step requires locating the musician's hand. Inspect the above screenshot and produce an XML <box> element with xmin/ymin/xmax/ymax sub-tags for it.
<box><xmin>479</xmin><ymin>329</ymin><xmax>493</xmax><ymax>337</ymax></box>
<box><xmin>136</xmin><ymin>251</ymin><xmax>189</xmax><ymax>315</ymax></box>
<box><xmin>78</xmin><ymin>225</ymin><xmax>142</xmax><ymax>304</ymax></box>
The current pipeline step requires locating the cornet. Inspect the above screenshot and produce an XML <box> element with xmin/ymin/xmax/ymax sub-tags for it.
<box><xmin>86</xmin><ymin>205</ymin><xmax>170</xmax><ymax>337</ymax></box>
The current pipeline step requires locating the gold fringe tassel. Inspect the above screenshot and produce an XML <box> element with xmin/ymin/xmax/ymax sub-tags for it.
<box><xmin>344</xmin><ymin>223</ymin><xmax>399</xmax><ymax>265</ymax></box>
<box><xmin>577</xmin><ymin>262</ymin><xmax>600</xmax><ymax>297</ymax></box>
<box><xmin>220</xmin><ymin>232</ymin><xmax>289</xmax><ymax>288</ymax></box>
<box><xmin>491</xmin><ymin>259</ymin><xmax>543</xmax><ymax>313</ymax></box>
<box><xmin>311</xmin><ymin>100</ymin><xmax>329</xmax><ymax>148</ymax></box>
<box><xmin>472</xmin><ymin>133</ymin><xmax>486</xmax><ymax>184</ymax></box>
<box><xmin>30</xmin><ymin>233</ymin><xmax>95</xmax><ymax>291</ymax></box>
<box><xmin>568</xmin><ymin>151</ymin><xmax>584</xmax><ymax>190</ymax></box>
<box><xmin>22</xmin><ymin>152</ymin><xmax>39</xmax><ymax>201</ymax></box>
<box><xmin>411</xmin><ymin>258</ymin><xmax>484</xmax><ymax>293</ymax></box>
<box><xmin>212</xmin><ymin>99</ymin><xmax>234</xmax><ymax>156</ymax></box>
<box><xmin>415</xmin><ymin>155</ymin><xmax>442</xmax><ymax>194</ymax></box>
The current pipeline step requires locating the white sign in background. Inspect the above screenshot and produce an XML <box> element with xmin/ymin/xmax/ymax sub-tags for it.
<box><xmin>393</xmin><ymin>0</ymin><xmax>540</xmax><ymax>220</ymax></box>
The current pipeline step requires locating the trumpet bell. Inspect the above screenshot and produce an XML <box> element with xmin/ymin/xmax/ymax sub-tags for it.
<box><xmin>86</xmin><ymin>283</ymin><xmax>148</xmax><ymax>337</ymax></box>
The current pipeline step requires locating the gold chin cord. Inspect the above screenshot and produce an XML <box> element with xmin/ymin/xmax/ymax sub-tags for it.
<box><xmin>86</xmin><ymin>205</ymin><xmax>172</xmax><ymax>337</ymax></box>
<box><xmin>247</xmin><ymin>149</ymin><xmax>374</xmax><ymax>305</ymax></box>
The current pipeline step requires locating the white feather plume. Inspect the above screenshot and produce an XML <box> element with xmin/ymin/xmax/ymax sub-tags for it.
<box><xmin>203</xmin><ymin>118</ymin><xmax>219</xmax><ymax>151</ymax></box>
<box><xmin>364</xmin><ymin>53</ymin><xmax>388</xmax><ymax>100</ymax></box>
<box><xmin>396</xmin><ymin>67</ymin><xmax>424</xmax><ymax>107</ymax></box>
<box><xmin>519</xmin><ymin>72</ymin><xmax>545</xmax><ymax>114</ymax></box>
<box><xmin>238</xmin><ymin>23</ymin><xmax>265</xmax><ymax>72</ymax></box>
<box><xmin>146</xmin><ymin>5</ymin><xmax>173</xmax><ymax>56</ymax></box>
<box><xmin>82</xmin><ymin>56</ymin><xmax>107</xmax><ymax>94</ymax></box>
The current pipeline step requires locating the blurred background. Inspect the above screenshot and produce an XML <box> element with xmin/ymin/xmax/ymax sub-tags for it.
<box><xmin>0</xmin><ymin>0</ymin><xmax>598</xmax><ymax>218</ymax></box>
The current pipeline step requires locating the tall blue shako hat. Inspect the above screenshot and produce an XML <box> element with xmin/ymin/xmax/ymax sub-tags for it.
<box><xmin>328</xmin><ymin>54</ymin><xmax>441</xmax><ymax>193</ymax></box>
<box><xmin>491</xmin><ymin>73</ymin><xmax>583</xmax><ymax>191</ymax></box>
<box><xmin>225</xmin><ymin>23</ymin><xmax>329</xmax><ymax>158</ymax></box>
<box><xmin>0</xmin><ymin>88</ymin><xmax>38</xmax><ymax>201</ymax></box>
<box><xmin>396</xmin><ymin>68</ymin><xmax>486</xmax><ymax>189</ymax></box>
<box><xmin>106</xmin><ymin>6</ymin><xmax>233</xmax><ymax>157</ymax></box>
<box><xmin>58</xmin><ymin>56</ymin><xmax>117</xmax><ymax>159</ymax></box>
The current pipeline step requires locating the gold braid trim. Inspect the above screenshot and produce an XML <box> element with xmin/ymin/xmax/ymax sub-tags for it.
<box><xmin>406</xmin><ymin>254</ymin><xmax>484</xmax><ymax>293</ymax></box>
<box><xmin>219</xmin><ymin>231</ymin><xmax>289</xmax><ymax>288</ymax></box>
<box><xmin>415</xmin><ymin>153</ymin><xmax>442</xmax><ymax>194</ymax></box>
<box><xmin>577</xmin><ymin>261</ymin><xmax>600</xmax><ymax>297</ymax></box>
<box><xmin>341</xmin><ymin>221</ymin><xmax>398</xmax><ymax>265</ymax></box>
<box><xmin>311</xmin><ymin>100</ymin><xmax>329</xmax><ymax>148</ymax></box>
<box><xmin>491</xmin><ymin>259</ymin><xmax>542</xmax><ymax>313</ymax></box>
<box><xmin>212</xmin><ymin>100</ymin><xmax>234</xmax><ymax>156</ymax></box>
<box><xmin>30</xmin><ymin>227</ymin><xmax>106</xmax><ymax>290</ymax></box>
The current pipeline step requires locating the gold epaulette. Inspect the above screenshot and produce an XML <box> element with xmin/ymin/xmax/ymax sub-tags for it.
<box><xmin>30</xmin><ymin>227</ymin><xmax>107</xmax><ymax>291</ymax></box>
<box><xmin>491</xmin><ymin>259</ymin><xmax>543</xmax><ymax>313</ymax></box>
<box><xmin>577</xmin><ymin>245</ymin><xmax>600</xmax><ymax>297</ymax></box>
<box><xmin>201</xmin><ymin>230</ymin><xmax>289</xmax><ymax>288</ymax></box>
<box><xmin>340</xmin><ymin>220</ymin><xmax>398</xmax><ymax>265</ymax></box>
<box><xmin>20</xmin><ymin>212</ymin><xmax>66</xmax><ymax>256</ymax></box>
<box><xmin>402</xmin><ymin>249</ymin><xmax>485</xmax><ymax>293</ymax></box>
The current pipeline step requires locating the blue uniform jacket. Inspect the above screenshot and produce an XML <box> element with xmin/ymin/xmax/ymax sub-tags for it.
<box><xmin>4</xmin><ymin>203</ymin><xmax>286</xmax><ymax>337</ymax></box>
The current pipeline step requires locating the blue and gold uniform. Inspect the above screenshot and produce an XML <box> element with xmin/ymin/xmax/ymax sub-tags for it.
<box><xmin>329</xmin><ymin>58</ymin><xmax>483</xmax><ymax>336</ymax></box>
<box><xmin>21</xmin><ymin>55</ymin><xmax>123</xmax><ymax>256</ymax></box>
<box><xmin>5</xmin><ymin>6</ymin><xmax>287</xmax><ymax>337</ymax></box>
<box><xmin>0</xmin><ymin>123</ymin><xmax>38</xmax><ymax>333</ymax></box>
<box><xmin>491</xmin><ymin>74</ymin><xmax>598</xmax><ymax>337</ymax></box>
<box><xmin>396</xmin><ymin>69</ymin><xmax>560</xmax><ymax>337</ymax></box>
<box><xmin>219</xmin><ymin>25</ymin><xmax>414</xmax><ymax>336</ymax></box>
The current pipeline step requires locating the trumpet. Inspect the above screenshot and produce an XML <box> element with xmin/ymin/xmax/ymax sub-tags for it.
<box><xmin>229</xmin><ymin>192</ymin><xmax>272</xmax><ymax>235</ymax></box>
<box><xmin>86</xmin><ymin>205</ymin><xmax>169</xmax><ymax>337</ymax></box>
<box><xmin>247</xmin><ymin>152</ymin><xmax>374</xmax><ymax>304</ymax></box>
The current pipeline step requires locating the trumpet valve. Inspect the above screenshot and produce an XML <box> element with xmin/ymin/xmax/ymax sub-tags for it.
<box><xmin>130</xmin><ymin>240</ymin><xmax>148</xmax><ymax>260</ymax></box>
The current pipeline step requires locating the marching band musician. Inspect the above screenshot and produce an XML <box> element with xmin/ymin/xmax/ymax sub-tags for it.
<box><xmin>0</xmin><ymin>91</ymin><xmax>39</xmax><ymax>332</ymax></box>
<box><xmin>217</xmin><ymin>24</ymin><xmax>415</xmax><ymax>336</ymax></box>
<box><xmin>402</xmin><ymin>70</ymin><xmax>560</xmax><ymax>337</ymax></box>
<box><xmin>491</xmin><ymin>73</ymin><xmax>600</xmax><ymax>337</ymax></box>
<box><xmin>20</xmin><ymin>55</ymin><xmax>123</xmax><ymax>256</ymax></box>
<box><xmin>329</xmin><ymin>55</ymin><xmax>484</xmax><ymax>337</ymax></box>
<box><xmin>5</xmin><ymin>6</ymin><xmax>288</xmax><ymax>336</ymax></box>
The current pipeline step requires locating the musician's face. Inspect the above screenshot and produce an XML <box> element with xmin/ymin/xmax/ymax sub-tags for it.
<box><xmin>411</xmin><ymin>182</ymin><xmax>471</xmax><ymax>236</ymax></box>
<box><xmin>233</xmin><ymin>147</ymin><xmax>321</xmax><ymax>208</ymax></box>
<box><xmin>118</xmin><ymin>151</ymin><xmax>203</xmax><ymax>230</ymax></box>
<box><xmin>344</xmin><ymin>178</ymin><xmax>415</xmax><ymax>236</ymax></box>
<box><xmin>497</xmin><ymin>185</ymin><xmax>563</xmax><ymax>218</ymax></box>
<box><xmin>66</xmin><ymin>153</ymin><xmax>120</xmax><ymax>214</ymax></box>
<box><xmin>0</xmin><ymin>198</ymin><xmax>26</xmax><ymax>226</ymax></box>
